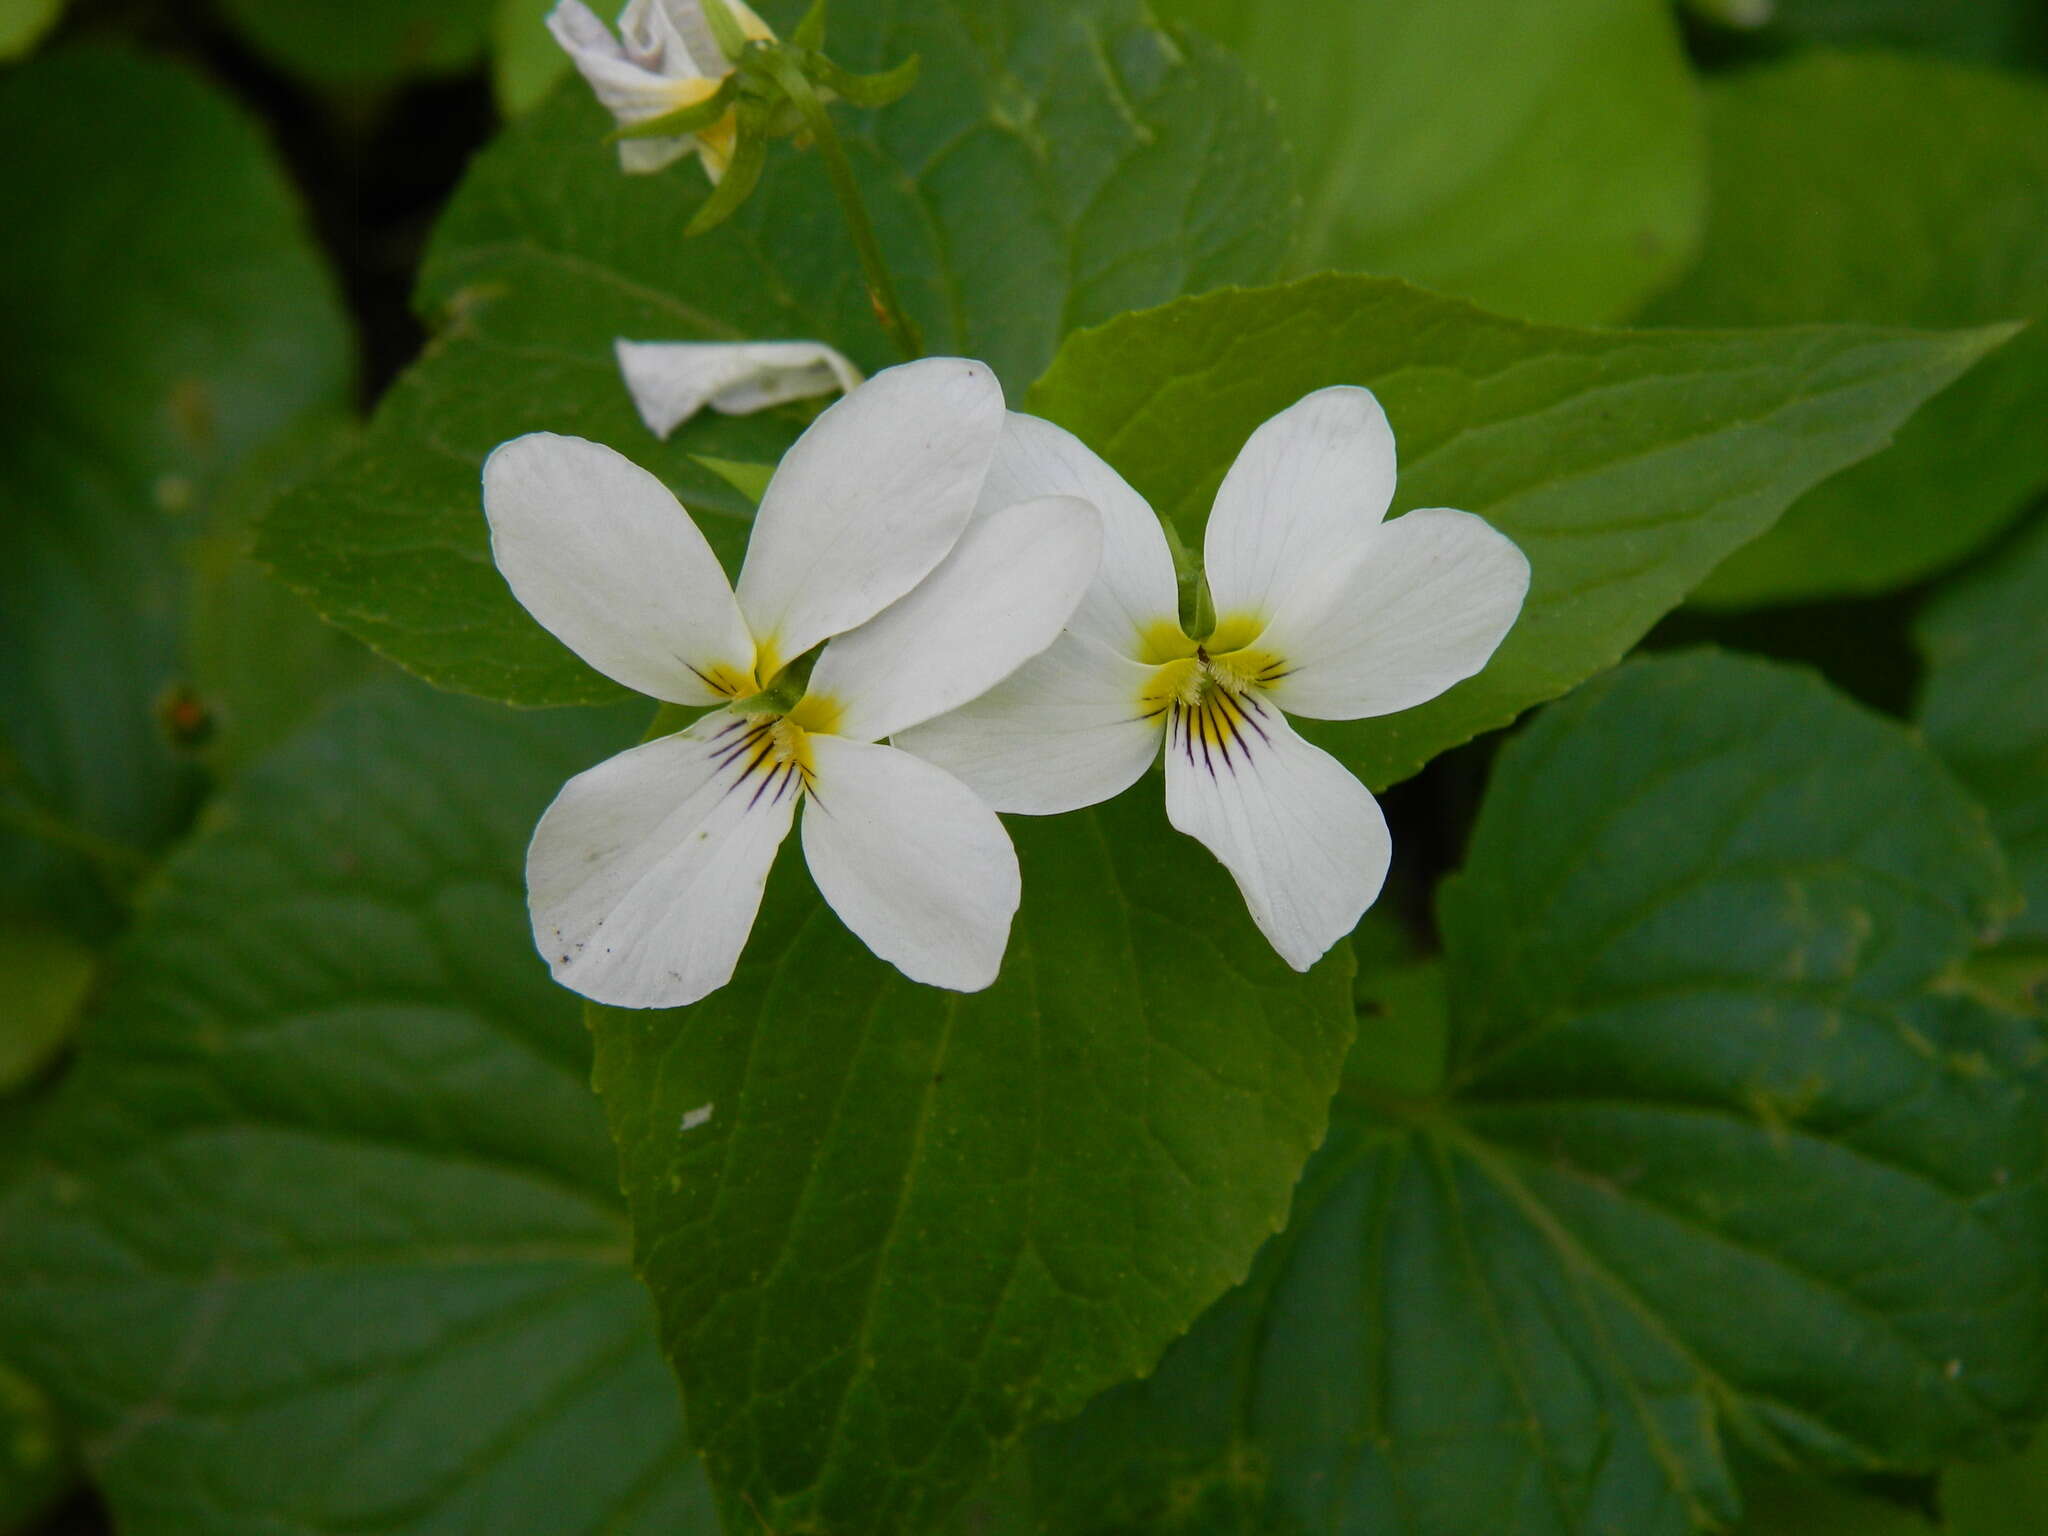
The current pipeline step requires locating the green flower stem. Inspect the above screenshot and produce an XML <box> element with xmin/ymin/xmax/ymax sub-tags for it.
<box><xmin>761</xmin><ymin>49</ymin><xmax>923</xmax><ymax>361</ymax></box>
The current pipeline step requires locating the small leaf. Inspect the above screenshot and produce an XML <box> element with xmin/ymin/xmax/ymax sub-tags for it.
<box><xmin>1012</xmin><ymin>651</ymin><xmax>2045</xmax><ymax>1536</ymax></box>
<box><xmin>1028</xmin><ymin>272</ymin><xmax>2006</xmax><ymax>790</ymax></box>
<box><xmin>1916</xmin><ymin>512</ymin><xmax>2048</xmax><ymax>946</ymax></box>
<box><xmin>590</xmin><ymin>787</ymin><xmax>1357</xmax><ymax>1534</ymax></box>
<box><xmin>0</xmin><ymin>681</ymin><xmax>718</xmax><ymax>1536</ymax></box>
<box><xmin>1645</xmin><ymin>54</ymin><xmax>2048</xmax><ymax>604</ymax></box>
<box><xmin>262</xmin><ymin>0</ymin><xmax>1298</xmax><ymax>709</ymax></box>
<box><xmin>1154</xmin><ymin>0</ymin><xmax>1706</xmax><ymax>323</ymax></box>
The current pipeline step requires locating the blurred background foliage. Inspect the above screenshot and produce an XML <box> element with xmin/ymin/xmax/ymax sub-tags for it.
<box><xmin>1</xmin><ymin>0</ymin><xmax>2045</xmax><ymax>1532</ymax></box>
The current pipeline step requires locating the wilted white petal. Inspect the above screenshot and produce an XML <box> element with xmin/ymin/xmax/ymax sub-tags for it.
<box><xmin>615</xmin><ymin>339</ymin><xmax>863</xmax><ymax>439</ymax></box>
<box><xmin>735</xmin><ymin>357</ymin><xmax>1004</xmax><ymax>670</ymax></box>
<box><xmin>483</xmin><ymin>433</ymin><xmax>754</xmax><ymax>705</ymax></box>
<box><xmin>895</xmin><ymin>631</ymin><xmax>1162</xmax><ymax>815</ymax></box>
<box><xmin>618</xmin><ymin>0</ymin><xmax>708</xmax><ymax>73</ymax></box>
<box><xmin>548</xmin><ymin>0</ymin><xmax>730</xmax><ymax>174</ymax></box>
<box><xmin>1258</xmin><ymin>508</ymin><xmax>1531</xmax><ymax>722</ymax></box>
<box><xmin>1163</xmin><ymin>697</ymin><xmax>1389</xmax><ymax>972</ymax></box>
<box><xmin>800</xmin><ymin>737</ymin><xmax>1019</xmax><ymax>992</ymax></box>
<box><xmin>527</xmin><ymin>715</ymin><xmax>800</xmax><ymax>1008</ymax></box>
<box><xmin>974</xmin><ymin>412</ymin><xmax>1180</xmax><ymax>656</ymax></box>
<box><xmin>808</xmin><ymin>496</ymin><xmax>1101</xmax><ymax>743</ymax></box>
<box><xmin>548</xmin><ymin>1</ymin><xmax>692</xmax><ymax>119</ymax></box>
<box><xmin>1203</xmin><ymin>386</ymin><xmax>1398</xmax><ymax>628</ymax></box>
<box><xmin>617</xmin><ymin>135</ymin><xmax>699</xmax><ymax>175</ymax></box>
<box><xmin>652</xmin><ymin>0</ymin><xmax>772</xmax><ymax>68</ymax></box>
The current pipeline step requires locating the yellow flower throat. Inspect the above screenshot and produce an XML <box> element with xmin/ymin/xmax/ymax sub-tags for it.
<box><xmin>1136</xmin><ymin>617</ymin><xmax>1290</xmax><ymax>776</ymax></box>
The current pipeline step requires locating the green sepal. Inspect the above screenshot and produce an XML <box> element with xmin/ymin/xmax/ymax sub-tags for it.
<box><xmin>808</xmin><ymin>50</ymin><xmax>921</xmax><ymax>110</ymax></box>
<box><xmin>604</xmin><ymin>74</ymin><xmax>739</xmax><ymax>142</ymax></box>
<box><xmin>684</xmin><ymin>109</ymin><xmax>769</xmax><ymax>235</ymax></box>
<box><xmin>792</xmin><ymin>0</ymin><xmax>828</xmax><ymax>51</ymax></box>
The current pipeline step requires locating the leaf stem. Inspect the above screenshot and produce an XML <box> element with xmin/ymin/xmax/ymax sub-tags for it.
<box><xmin>762</xmin><ymin>50</ymin><xmax>923</xmax><ymax>360</ymax></box>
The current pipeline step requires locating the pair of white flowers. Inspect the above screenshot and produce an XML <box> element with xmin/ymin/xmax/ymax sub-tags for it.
<box><xmin>487</xmin><ymin>358</ymin><xmax>1530</xmax><ymax>1010</ymax></box>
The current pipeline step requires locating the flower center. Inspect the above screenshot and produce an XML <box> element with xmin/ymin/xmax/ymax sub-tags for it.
<box><xmin>706</xmin><ymin>703</ymin><xmax>829</xmax><ymax>810</ymax></box>
<box><xmin>1138</xmin><ymin>639</ymin><xmax>1288</xmax><ymax>777</ymax></box>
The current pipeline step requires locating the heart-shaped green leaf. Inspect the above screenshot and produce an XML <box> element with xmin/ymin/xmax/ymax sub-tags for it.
<box><xmin>1154</xmin><ymin>0</ymin><xmax>1705</xmax><ymax>323</ymax></box>
<box><xmin>590</xmin><ymin>788</ymin><xmax>1357</xmax><ymax>1535</ymax></box>
<box><xmin>0</xmin><ymin>46</ymin><xmax>357</xmax><ymax>940</ymax></box>
<box><xmin>0</xmin><ymin>682</ymin><xmax>716</xmax><ymax>1536</ymax></box>
<box><xmin>1645</xmin><ymin>54</ymin><xmax>2048</xmax><ymax>605</ymax></box>
<box><xmin>1006</xmin><ymin>651</ymin><xmax>2044</xmax><ymax>1536</ymax></box>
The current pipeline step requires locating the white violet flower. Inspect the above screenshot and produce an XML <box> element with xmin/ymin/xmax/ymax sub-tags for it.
<box><xmin>615</xmin><ymin>338</ymin><xmax>863</xmax><ymax>438</ymax></box>
<box><xmin>484</xmin><ymin>357</ymin><xmax>1103</xmax><ymax>1009</ymax></box>
<box><xmin>546</xmin><ymin>0</ymin><xmax>772</xmax><ymax>178</ymax></box>
<box><xmin>900</xmin><ymin>387</ymin><xmax>1531</xmax><ymax>972</ymax></box>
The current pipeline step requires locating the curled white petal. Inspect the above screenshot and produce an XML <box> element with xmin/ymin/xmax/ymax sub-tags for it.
<box><xmin>1203</xmin><ymin>386</ymin><xmax>1398</xmax><ymax>630</ymax></box>
<box><xmin>640</xmin><ymin>0</ymin><xmax>773</xmax><ymax>69</ymax></box>
<box><xmin>974</xmin><ymin>412</ymin><xmax>1180</xmax><ymax>657</ymax></box>
<box><xmin>527</xmin><ymin>715</ymin><xmax>800</xmax><ymax>1009</ymax></box>
<box><xmin>1258</xmin><ymin>508</ymin><xmax>1531</xmax><ymax>722</ymax></box>
<box><xmin>1163</xmin><ymin>697</ymin><xmax>1389</xmax><ymax>972</ymax></box>
<box><xmin>809</xmin><ymin>495</ymin><xmax>1102</xmax><ymax>743</ymax></box>
<box><xmin>615</xmin><ymin>339</ymin><xmax>864</xmax><ymax>439</ymax></box>
<box><xmin>618</xmin><ymin>0</ymin><xmax>713</xmax><ymax>75</ymax></box>
<box><xmin>895</xmin><ymin>630</ymin><xmax>1162</xmax><ymax>815</ymax></box>
<box><xmin>482</xmin><ymin>432</ymin><xmax>753</xmax><ymax>705</ymax></box>
<box><xmin>547</xmin><ymin>0</ymin><xmax>731</xmax><ymax>175</ymax></box>
<box><xmin>801</xmin><ymin>737</ymin><xmax>1020</xmax><ymax>992</ymax></box>
<box><xmin>736</xmin><ymin>356</ymin><xmax>1004</xmax><ymax>668</ymax></box>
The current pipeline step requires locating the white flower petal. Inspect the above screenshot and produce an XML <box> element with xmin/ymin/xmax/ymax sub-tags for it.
<box><xmin>615</xmin><ymin>339</ymin><xmax>863</xmax><ymax>439</ymax></box>
<box><xmin>650</xmin><ymin>0</ymin><xmax>771</xmax><ymax>67</ymax></box>
<box><xmin>548</xmin><ymin>1</ymin><xmax>689</xmax><ymax>119</ymax></box>
<box><xmin>1257</xmin><ymin>508</ymin><xmax>1531</xmax><ymax>722</ymax></box>
<box><xmin>618</xmin><ymin>0</ymin><xmax>708</xmax><ymax>74</ymax></box>
<box><xmin>974</xmin><ymin>412</ymin><xmax>1180</xmax><ymax>656</ymax></box>
<box><xmin>527</xmin><ymin>715</ymin><xmax>800</xmax><ymax>1008</ymax></box>
<box><xmin>1203</xmin><ymin>386</ymin><xmax>1398</xmax><ymax>629</ymax></box>
<box><xmin>808</xmin><ymin>496</ymin><xmax>1102</xmax><ymax>743</ymax></box>
<box><xmin>735</xmin><ymin>356</ymin><xmax>1004</xmax><ymax>670</ymax></box>
<box><xmin>801</xmin><ymin>736</ymin><xmax>1019</xmax><ymax>992</ymax></box>
<box><xmin>1163</xmin><ymin>697</ymin><xmax>1390</xmax><ymax>972</ymax></box>
<box><xmin>483</xmin><ymin>433</ymin><xmax>755</xmax><ymax>705</ymax></box>
<box><xmin>894</xmin><ymin>630</ymin><xmax>1162</xmax><ymax>815</ymax></box>
<box><xmin>617</xmin><ymin>135</ymin><xmax>699</xmax><ymax>175</ymax></box>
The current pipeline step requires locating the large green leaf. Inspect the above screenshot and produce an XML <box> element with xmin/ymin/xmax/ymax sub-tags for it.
<box><xmin>0</xmin><ymin>681</ymin><xmax>715</xmax><ymax>1536</ymax></box>
<box><xmin>211</xmin><ymin>0</ymin><xmax>495</xmax><ymax>84</ymax></box>
<box><xmin>1008</xmin><ymin>650</ymin><xmax>2044</xmax><ymax>1536</ymax></box>
<box><xmin>1028</xmin><ymin>273</ymin><xmax>2006</xmax><ymax>791</ymax></box>
<box><xmin>1645</xmin><ymin>54</ymin><xmax>2048</xmax><ymax>605</ymax></box>
<box><xmin>1156</xmin><ymin>0</ymin><xmax>1705</xmax><ymax>323</ymax></box>
<box><xmin>1917</xmin><ymin>513</ymin><xmax>2048</xmax><ymax>946</ymax></box>
<box><xmin>591</xmin><ymin>787</ymin><xmax>1357</xmax><ymax>1535</ymax></box>
<box><xmin>0</xmin><ymin>47</ymin><xmax>355</xmax><ymax>940</ymax></box>
<box><xmin>261</xmin><ymin>0</ymin><xmax>1297</xmax><ymax>709</ymax></box>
